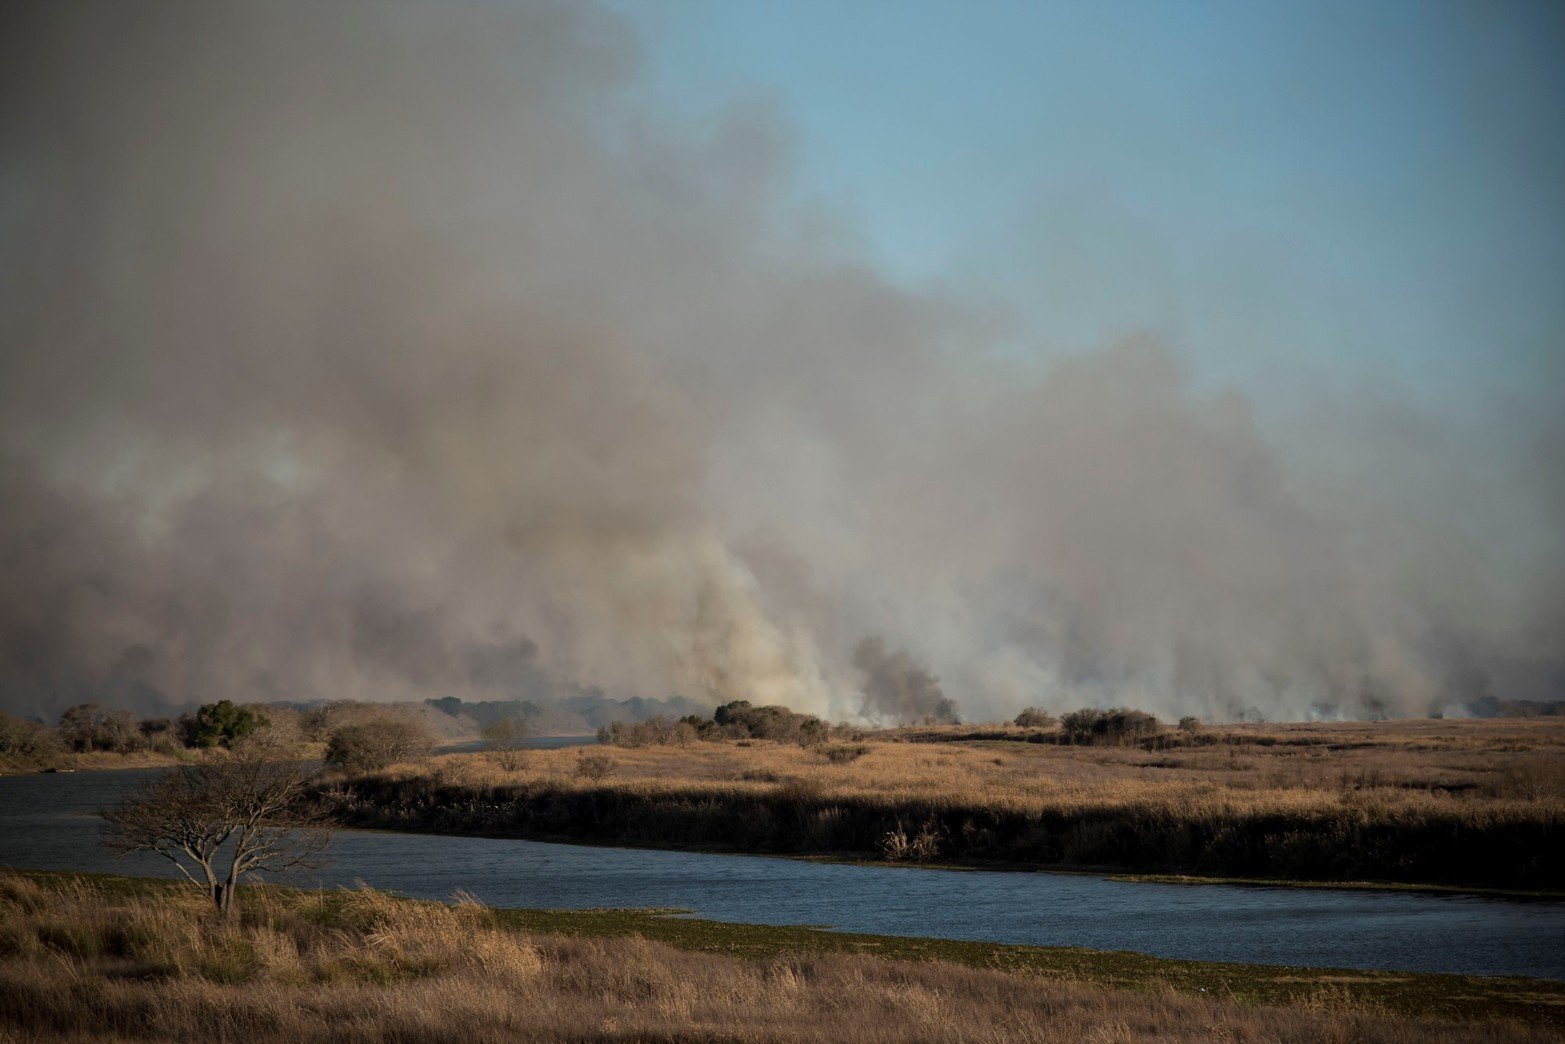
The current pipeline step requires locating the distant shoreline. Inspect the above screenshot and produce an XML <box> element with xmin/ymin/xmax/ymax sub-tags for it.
<box><xmin>312</xmin><ymin>717</ymin><xmax>1564</xmax><ymax>894</ymax></box>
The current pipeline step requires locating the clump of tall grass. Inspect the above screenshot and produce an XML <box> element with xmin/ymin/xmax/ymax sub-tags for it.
<box><xmin>575</xmin><ymin>749</ymin><xmax>613</xmax><ymax>781</ymax></box>
<box><xmin>823</xmin><ymin>744</ymin><xmax>870</xmax><ymax>764</ymax></box>
<box><xmin>0</xmin><ymin>874</ymin><xmax>540</xmax><ymax>991</ymax></box>
<box><xmin>881</xmin><ymin>817</ymin><xmax>943</xmax><ymax>862</ymax></box>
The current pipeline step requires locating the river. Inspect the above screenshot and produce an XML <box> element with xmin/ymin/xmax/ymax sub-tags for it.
<box><xmin>3</xmin><ymin>765</ymin><xmax>1561</xmax><ymax>979</ymax></box>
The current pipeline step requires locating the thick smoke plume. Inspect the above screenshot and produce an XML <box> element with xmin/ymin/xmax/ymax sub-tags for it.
<box><xmin>853</xmin><ymin>638</ymin><xmax>957</xmax><ymax>725</ymax></box>
<box><xmin>2</xmin><ymin>1</ymin><xmax>1560</xmax><ymax>723</ymax></box>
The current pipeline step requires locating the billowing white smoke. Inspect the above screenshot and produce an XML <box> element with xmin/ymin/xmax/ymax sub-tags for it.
<box><xmin>1</xmin><ymin>1</ymin><xmax>1559</xmax><ymax>722</ymax></box>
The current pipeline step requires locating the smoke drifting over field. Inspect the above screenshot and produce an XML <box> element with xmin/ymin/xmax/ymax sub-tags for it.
<box><xmin>1</xmin><ymin>1</ymin><xmax>1560</xmax><ymax>723</ymax></box>
<box><xmin>853</xmin><ymin>638</ymin><xmax>957</xmax><ymax>726</ymax></box>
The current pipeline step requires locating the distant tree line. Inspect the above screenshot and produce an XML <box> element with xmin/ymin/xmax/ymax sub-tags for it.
<box><xmin>0</xmin><ymin>698</ymin><xmax>437</xmax><ymax>775</ymax></box>
<box><xmin>598</xmin><ymin>700</ymin><xmax>865</xmax><ymax>748</ymax></box>
<box><xmin>424</xmin><ymin>696</ymin><xmax>536</xmax><ymax>730</ymax></box>
<box><xmin>1454</xmin><ymin>696</ymin><xmax>1565</xmax><ymax>718</ymax></box>
<box><xmin>0</xmin><ymin>699</ymin><xmax>270</xmax><ymax>760</ymax></box>
<box><xmin>422</xmin><ymin>692</ymin><xmax>711</xmax><ymax>732</ymax></box>
<box><xmin>596</xmin><ymin>700</ymin><xmax>1200</xmax><ymax>749</ymax></box>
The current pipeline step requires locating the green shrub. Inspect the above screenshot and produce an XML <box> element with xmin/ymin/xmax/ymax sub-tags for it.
<box><xmin>1059</xmin><ymin>707</ymin><xmax>1162</xmax><ymax>745</ymax></box>
<box><xmin>191</xmin><ymin>700</ymin><xmax>268</xmax><ymax>749</ymax></box>
<box><xmin>712</xmin><ymin>701</ymin><xmax>828</xmax><ymax>745</ymax></box>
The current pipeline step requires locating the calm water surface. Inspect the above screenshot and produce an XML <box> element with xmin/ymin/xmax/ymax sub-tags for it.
<box><xmin>3</xmin><ymin>766</ymin><xmax>1561</xmax><ymax>979</ymax></box>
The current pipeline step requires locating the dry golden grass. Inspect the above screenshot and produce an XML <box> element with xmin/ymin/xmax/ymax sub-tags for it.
<box><xmin>0</xmin><ymin>871</ymin><xmax>1550</xmax><ymax>1043</ymax></box>
<box><xmin>320</xmin><ymin>718</ymin><xmax>1564</xmax><ymax>889</ymax></box>
<box><xmin>423</xmin><ymin>717</ymin><xmax>1565</xmax><ymax>806</ymax></box>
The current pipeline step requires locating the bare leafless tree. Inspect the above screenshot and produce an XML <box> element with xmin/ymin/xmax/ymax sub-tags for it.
<box><xmin>102</xmin><ymin>741</ymin><xmax>330</xmax><ymax>918</ymax></box>
<box><xmin>482</xmin><ymin>715</ymin><xmax>528</xmax><ymax>771</ymax></box>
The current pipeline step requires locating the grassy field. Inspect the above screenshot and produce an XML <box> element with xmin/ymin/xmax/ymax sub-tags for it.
<box><xmin>2</xmin><ymin>870</ymin><xmax>1559</xmax><ymax>1042</ymax></box>
<box><xmin>0</xmin><ymin>744</ymin><xmax>339</xmax><ymax>778</ymax></box>
<box><xmin>315</xmin><ymin>717</ymin><xmax>1565</xmax><ymax>892</ymax></box>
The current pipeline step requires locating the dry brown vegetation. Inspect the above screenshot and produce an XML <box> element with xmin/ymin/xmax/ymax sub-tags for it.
<box><xmin>0</xmin><ymin>747</ymin><xmax>192</xmax><ymax>776</ymax></box>
<box><xmin>0</xmin><ymin>699</ymin><xmax>469</xmax><ymax>777</ymax></box>
<box><xmin>318</xmin><ymin>718</ymin><xmax>1565</xmax><ymax>890</ymax></box>
<box><xmin>0</xmin><ymin>871</ymin><xmax>1553</xmax><ymax>1043</ymax></box>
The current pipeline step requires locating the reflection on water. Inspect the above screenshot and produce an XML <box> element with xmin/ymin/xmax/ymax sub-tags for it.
<box><xmin>3</xmin><ymin>765</ymin><xmax>1562</xmax><ymax>979</ymax></box>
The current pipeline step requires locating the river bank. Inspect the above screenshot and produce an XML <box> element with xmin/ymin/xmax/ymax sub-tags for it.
<box><xmin>3</xmin><ymin>870</ymin><xmax>1559</xmax><ymax>1042</ymax></box>
<box><xmin>312</xmin><ymin>721</ymin><xmax>1564</xmax><ymax>892</ymax></box>
<box><xmin>0</xmin><ymin>748</ymin><xmax>194</xmax><ymax>777</ymax></box>
<box><xmin>8</xmin><ymin>765</ymin><xmax>1564</xmax><ymax>979</ymax></box>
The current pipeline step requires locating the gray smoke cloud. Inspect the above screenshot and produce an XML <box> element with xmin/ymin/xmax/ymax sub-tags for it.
<box><xmin>2</xmin><ymin>0</ymin><xmax>1560</xmax><ymax>723</ymax></box>
<box><xmin>853</xmin><ymin>638</ymin><xmax>957</xmax><ymax>725</ymax></box>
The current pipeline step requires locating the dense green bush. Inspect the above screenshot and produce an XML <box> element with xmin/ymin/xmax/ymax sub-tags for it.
<box><xmin>190</xmin><ymin>700</ymin><xmax>268</xmax><ymax>749</ymax></box>
<box><xmin>711</xmin><ymin>701</ymin><xmax>828</xmax><ymax>745</ymax></box>
<box><xmin>1014</xmin><ymin>708</ymin><xmax>1056</xmax><ymax>728</ymax></box>
<box><xmin>1059</xmin><ymin>708</ymin><xmax>1162</xmax><ymax>745</ymax></box>
<box><xmin>599</xmin><ymin>702</ymin><xmax>835</xmax><ymax>747</ymax></box>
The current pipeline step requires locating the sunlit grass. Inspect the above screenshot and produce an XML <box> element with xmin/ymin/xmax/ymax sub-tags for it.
<box><xmin>3</xmin><ymin>870</ymin><xmax>1557</xmax><ymax>1042</ymax></box>
<box><xmin>319</xmin><ymin>718</ymin><xmax>1565</xmax><ymax>890</ymax></box>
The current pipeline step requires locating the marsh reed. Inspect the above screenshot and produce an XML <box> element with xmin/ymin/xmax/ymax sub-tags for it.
<box><xmin>316</xmin><ymin>718</ymin><xmax>1565</xmax><ymax>890</ymax></box>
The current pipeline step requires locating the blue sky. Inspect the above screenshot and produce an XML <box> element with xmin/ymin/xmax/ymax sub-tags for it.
<box><xmin>610</xmin><ymin>0</ymin><xmax>1564</xmax><ymax>413</ymax></box>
